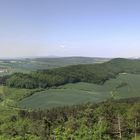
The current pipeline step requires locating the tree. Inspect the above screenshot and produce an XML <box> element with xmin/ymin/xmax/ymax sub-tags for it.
<box><xmin>127</xmin><ymin>103</ymin><xmax>140</xmax><ymax>140</ymax></box>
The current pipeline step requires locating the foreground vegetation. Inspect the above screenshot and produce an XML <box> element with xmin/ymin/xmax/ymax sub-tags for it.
<box><xmin>1</xmin><ymin>99</ymin><xmax>140</xmax><ymax>139</ymax></box>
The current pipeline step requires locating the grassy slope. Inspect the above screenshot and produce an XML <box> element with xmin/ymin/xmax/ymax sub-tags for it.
<box><xmin>0</xmin><ymin>86</ymin><xmax>43</xmax><ymax>108</ymax></box>
<box><xmin>18</xmin><ymin>88</ymin><xmax>109</xmax><ymax>109</ymax></box>
<box><xmin>19</xmin><ymin>73</ymin><xmax>140</xmax><ymax>109</ymax></box>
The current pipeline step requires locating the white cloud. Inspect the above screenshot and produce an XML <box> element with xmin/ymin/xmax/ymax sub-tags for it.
<box><xmin>59</xmin><ymin>44</ymin><xmax>65</xmax><ymax>48</ymax></box>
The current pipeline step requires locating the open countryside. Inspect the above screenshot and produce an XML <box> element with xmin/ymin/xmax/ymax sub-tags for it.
<box><xmin>1</xmin><ymin>0</ymin><xmax>140</xmax><ymax>139</ymax></box>
<box><xmin>18</xmin><ymin>73</ymin><xmax>140</xmax><ymax>109</ymax></box>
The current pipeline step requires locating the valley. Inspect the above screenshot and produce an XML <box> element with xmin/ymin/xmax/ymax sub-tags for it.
<box><xmin>1</xmin><ymin>58</ymin><xmax>140</xmax><ymax>139</ymax></box>
<box><xmin>0</xmin><ymin>57</ymin><xmax>109</xmax><ymax>75</ymax></box>
<box><xmin>1</xmin><ymin>0</ymin><xmax>139</xmax><ymax>139</ymax></box>
<box><xmin>18</xmin><ymin>73</ymin><xmax>140</xmax><ymax>109</ymax></box>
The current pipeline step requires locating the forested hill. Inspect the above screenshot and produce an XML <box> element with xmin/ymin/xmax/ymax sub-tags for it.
<box><xmin>4</xmin><ymin>58</ymin><xmax>140</xmax><ymax>89</ymax></box>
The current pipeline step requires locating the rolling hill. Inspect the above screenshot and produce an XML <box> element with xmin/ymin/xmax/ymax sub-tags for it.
<box><xmin>4</xmin><ymin>58</ymin><xmax>140</xmax><ymax>89</ymax></box>
<box><xmin>18</xmin><ymin>73</ymin><xmax>140</xmax><ymax>109</ymax></box>
<box><xmin>0</xmin><ymin>57</ymin><xmax>109</xmax><ymax>75</ymax></box>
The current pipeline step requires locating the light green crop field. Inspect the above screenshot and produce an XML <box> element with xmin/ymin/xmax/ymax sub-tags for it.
<box><xmin>18</xmin><ymin>73</ymin><xmax>140</xmax><ymax>109</ymax></box>
<box><xmin>18</xmin><ymin>88</ymin><xmax>110</xmax><ymax>109</ymax></box>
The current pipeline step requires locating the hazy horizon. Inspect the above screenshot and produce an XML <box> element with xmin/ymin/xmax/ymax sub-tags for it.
<box><xmin>0</xmin><ymin>0</ymin><xmax>140</xmax><ymax>58</ymax></box>
<box><xmin>0</xmin><ymin>55</ymin><xmax>138</xmax><ymax>60</ymax></box>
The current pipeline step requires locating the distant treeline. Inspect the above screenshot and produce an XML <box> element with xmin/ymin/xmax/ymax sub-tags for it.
<box><xmin>3</xmin><ymin>58</ymin><xmax>140</xmax><ymax>89</ymax></box>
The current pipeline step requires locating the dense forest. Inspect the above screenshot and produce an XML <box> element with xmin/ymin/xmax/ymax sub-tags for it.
<box><xmin>1</xmin><ymin>98</ymin><xmax>140</xmax><ymax>139</ymax></box>
<box><xmin>4</xmin><ymin>58</ymin><xmax>140</xmax><ymax>89</ymax></box>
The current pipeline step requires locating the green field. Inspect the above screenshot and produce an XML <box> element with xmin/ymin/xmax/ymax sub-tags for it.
<box><xmin>0</xmin><ymin>86</ymin><xmax>42</xmax><ymax>108</ymax></box>
<box><xmin>19</xmin><ymin>73</ymin><xmax>140</xmax><ymax>109</ymax></box>
<box><xmin>133</xmin><ymin>136</ymin><xmax>140</xmax><ymax>140</ymax></box>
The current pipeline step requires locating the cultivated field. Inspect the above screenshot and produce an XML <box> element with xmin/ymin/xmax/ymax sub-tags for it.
<box><xmin>19</xmin><ymin>73</ymin><xmax>140</xmax><ymax>109</ymax></box>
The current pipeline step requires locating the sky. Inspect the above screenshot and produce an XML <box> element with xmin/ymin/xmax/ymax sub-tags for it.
<box><xmin>0</xmin><ymin>0</ymin><xmax>140</xmax><ymax>58</ymax></box>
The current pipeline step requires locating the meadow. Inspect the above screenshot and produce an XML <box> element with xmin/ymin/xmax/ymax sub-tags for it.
<box><xmin>19</xmin><ymin>73</ymin><xmax>140</xmax><ymax>109</ymax></box>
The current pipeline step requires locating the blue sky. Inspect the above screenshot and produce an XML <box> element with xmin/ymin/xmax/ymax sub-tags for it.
<box><xmin>0</xmin><ymin>0</ymin><xmax>140</xmax><ymax>58</ymax></box>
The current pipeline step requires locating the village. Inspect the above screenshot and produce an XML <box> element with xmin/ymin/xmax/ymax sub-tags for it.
<box><xmin>0</xmin><ymin>68</ymin><xmax>8</xmax><ymax>73</ymax></box>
